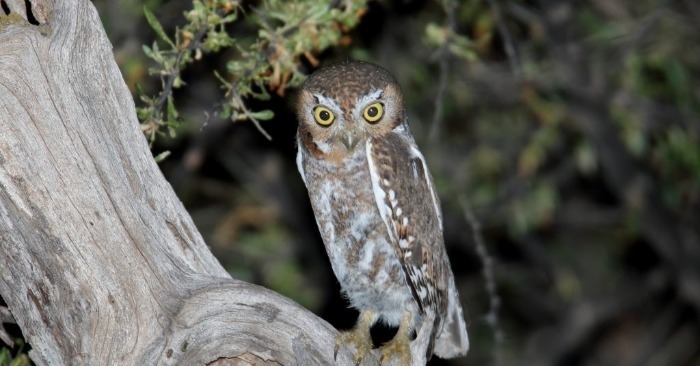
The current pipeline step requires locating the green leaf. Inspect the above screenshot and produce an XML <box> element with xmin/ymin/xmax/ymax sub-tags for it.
<box><xmin>141</xmin><ymin>44</ymin><xmax>156</xmax><ymax>60</ymax></box>
<box><xmin>166</xmin><ymin>95</ymin><xmax>179</xmax><ymax>121</ymax></box>
<box><xmin>144</xmin><ymin>7</ymin><xmax>175</xmax><ymax>48</ymax></box>
<box><xmin>219</xmin><ymin>104</ymin><xmax>232</xmax><ymax>119</ymax></box>
<box><xmin>664</xmin><ymin>60</ymin><xmax>691</xmax><ymax>109</ymax></box>
<box><xmin>248</xmin><ymin>109</ymin><xmax>275</xmax><ymax>121</ymax></box>
<box><xmin>154</xmin><ymin>150</ymin><xmax>171</xmax><ymax>163</ymax></box>
<box><xmin>173</xmin><ymin>75</ymin><xmax>184</xmax><ymax>88</ymax></box>
<box><xmin>213</xmin><ymin>70</ymin><xmax>232</xmax><ymax>88</ymax></box>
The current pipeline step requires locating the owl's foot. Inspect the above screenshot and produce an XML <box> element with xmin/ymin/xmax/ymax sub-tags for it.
<box><xmin>334</xmin><ymin>311</ymin><xmax>377</xmax><ymax>365</ymax></box>
<box><xmin>378</xmin><ymin>311</ymin><xmax>413</xmax><ymax>365</ymax></box>
<box><xmin>378</xmin><ymin>336</ymin><xmax>411</xmax><ymax>365</ymax></box>
<box><xmin>335</xmin><ymin>328</ymin><xmax>373</xmax><ymax>365</ymax></box>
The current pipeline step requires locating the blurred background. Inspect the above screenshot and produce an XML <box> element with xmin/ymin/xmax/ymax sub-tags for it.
<box><xmin>5</xmin><ymin>0</ymin><xmax>700</xmax><ymax>365</ymax></box>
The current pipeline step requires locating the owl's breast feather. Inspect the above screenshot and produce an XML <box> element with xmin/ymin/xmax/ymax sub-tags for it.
<box><xmin>297</xmin><ymin>140</ymin><xmax>416</xmax><ymax>325</ymax></box>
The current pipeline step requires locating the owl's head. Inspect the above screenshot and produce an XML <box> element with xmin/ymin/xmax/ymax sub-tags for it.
<box><xmin>296</xmin><ymin>61</ymin><xmax>406</xmax><ymax>159</ymax></box>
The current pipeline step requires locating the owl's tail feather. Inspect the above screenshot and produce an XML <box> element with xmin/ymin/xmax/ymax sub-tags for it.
<box><xmin>432</xmin><ymin>277</ymin><xmax>469</xmax><ymax>359</ymax></box>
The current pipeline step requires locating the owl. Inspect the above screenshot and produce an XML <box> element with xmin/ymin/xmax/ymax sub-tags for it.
<box><xmin>295</xmin><ymin>61</ymin><xmax>469</xmax><ymax>364</ymax></box>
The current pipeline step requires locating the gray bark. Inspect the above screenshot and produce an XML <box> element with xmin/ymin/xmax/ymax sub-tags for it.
<box><xmin>0</xmin><ymin>1</ymin><xmax>367</xmax><ymax>365</ymax></box>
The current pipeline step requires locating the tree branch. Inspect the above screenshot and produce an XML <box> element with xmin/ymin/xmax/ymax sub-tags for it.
<box><xmin>0</xmin><ymin>1</ymin><xmax>361</xmax><ymax>365</ymax></box>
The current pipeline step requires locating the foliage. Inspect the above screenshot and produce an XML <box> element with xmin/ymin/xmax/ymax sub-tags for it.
<box><xmin>138</xmin><ymin>0</ymin><xmax>368</xmax><ymax>147</ymax></box>
<box><xmin>0</xmin><ymin>339</ymin><xmax>30</xmax><ymax>366</ymax></box>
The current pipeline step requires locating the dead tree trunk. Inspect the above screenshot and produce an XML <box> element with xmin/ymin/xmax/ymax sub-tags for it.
<box><xmin>0</xmin><ymin>1</ymin><xmax>363</xmax><ymax>365</ymax></box>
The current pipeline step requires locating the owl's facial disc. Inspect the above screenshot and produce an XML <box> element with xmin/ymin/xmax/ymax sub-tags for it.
<box><xmin>305</xmin><ymin>93</ymin><xmax>365</xmax><ymax>153</ymax></box>
<box><xmin>297</xmin><ymin>64</ymin><xmax>405</xmax><ymax>158</ymax></box>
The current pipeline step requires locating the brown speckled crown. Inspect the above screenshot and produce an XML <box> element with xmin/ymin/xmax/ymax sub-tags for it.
<box><xmin>301</xmin><ymin>61</ymin><xmax>404</xmax><ymax>101</ymax></box>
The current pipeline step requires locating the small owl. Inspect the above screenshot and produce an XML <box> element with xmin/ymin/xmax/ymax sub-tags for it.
<box><xmin>296</xmin><ymin>61</ymin><xmax>469</xmax><ymax>364</ymax></box>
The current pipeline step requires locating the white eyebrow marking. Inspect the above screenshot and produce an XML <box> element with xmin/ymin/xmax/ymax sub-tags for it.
<box><xmin>353</xmin><ymin>89</ymin><xmax>383</xmax><ymax>115</ymax></box>
<box><xmin>313</xmin><ymin>94</ymin><xmax>341</xmax><ymax>111</ymax></box>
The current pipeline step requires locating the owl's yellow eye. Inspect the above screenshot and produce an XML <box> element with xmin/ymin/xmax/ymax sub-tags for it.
<box><xmin>313</xmin><ymin>106</ymin><xmax>335</xmax><ymax>126</ymax></box>
<box><xmin>363</xmin><ymin>102</ymin><xmax>384</xmax><ymax>123</ymax></box>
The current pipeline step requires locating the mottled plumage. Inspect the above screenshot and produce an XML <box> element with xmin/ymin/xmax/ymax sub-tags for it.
<box><xmin>296</xmin><ymin>61</ymin><xmax>468</xmax><ymax>363</ymax></box>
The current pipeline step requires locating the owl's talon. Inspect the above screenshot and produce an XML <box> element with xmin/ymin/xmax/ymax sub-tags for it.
<box><xmin>378</xmin><ymin>334</ymin><xmax>412</xmax><ymax>365</ymax></box>
<box><xmin>335</xmin><ymin>328</ymin><xmax>373</xmax><ymax>365</ymax></box>
<box><xmin>378</xmin><ymin>311</ymin><xmax>413</xmax><ymax>365</ymax></box>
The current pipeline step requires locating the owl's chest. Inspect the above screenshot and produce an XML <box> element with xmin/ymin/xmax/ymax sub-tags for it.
<box><xmin>301</xmin><ymin>147</ymin><xmax>404</xmax><ymax>287</ymax></box>
<box><xmin>302</xmin><ymin>148</ymin><xmax>386</xmax><ymax>252</ymax></box>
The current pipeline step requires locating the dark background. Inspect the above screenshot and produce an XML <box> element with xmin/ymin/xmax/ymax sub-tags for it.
<box><xmin>4</xmin><ymin>0</ymin><xmax>700</xmax><ymax>365</ymax></box>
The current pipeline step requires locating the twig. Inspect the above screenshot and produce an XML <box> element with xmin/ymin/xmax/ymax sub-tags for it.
<box><xmin>0</xmin><ymin>306</ymin><xmax>15</xmax><ymax>347</ymax></box>
<box><xmin>487</xmin><ymin>0</ymin><xmax>522</xmax><ymax>78</ymax></box>
<box><xmin>460</xmin><ymin>196</ymin><xmax>503</xmax><ymax>366</ymax></box>
<box><xmin>621</xmin><ymin>302</ymin><xmax>681</xmax><ymax>366</ymax></box>
<box><xmin>0</xmin><ymin>306</ymin><xmax>14</xmax><ymax>323</ymax></box>
<box><xmin>0</xmin><ymin>325</ymin><xmax>12</xmax><ymax>348</ymax></box>
<box><xmin>152</xmin><ymin>17</ymin><xmax>211</xmax><ymax>116</ymax></box>
<box><xmin>230</xmin><ymin>90</ymin><xmax>273</xmax><ymax>141</ymax></box>
<box><xmin>428</xmin><ymin>0</ymin><xmax>457</xmax><ymax>143</ymax></box>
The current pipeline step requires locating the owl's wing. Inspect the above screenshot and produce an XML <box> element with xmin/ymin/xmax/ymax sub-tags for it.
<box><xmin>365</xmin><ymin>133</ymin><xmax>443</xmax><ymax>312</ymax></box>
<box><xmin>366</xmin><ymin>131</ymin><xmax>468</xmax><ymax>358</ymax></box>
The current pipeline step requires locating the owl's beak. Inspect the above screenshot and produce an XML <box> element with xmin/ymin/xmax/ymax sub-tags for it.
<box><xmin>339</xmin><ymin>132</ymin><xmax>361</xmax><ymax>152</ymax></box>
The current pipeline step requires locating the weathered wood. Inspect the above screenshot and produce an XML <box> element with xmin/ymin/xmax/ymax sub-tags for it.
<box><xmin>0</xmin><ymin>1</ymin><xmax>364</xmax><ymax>365</ymax></box>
